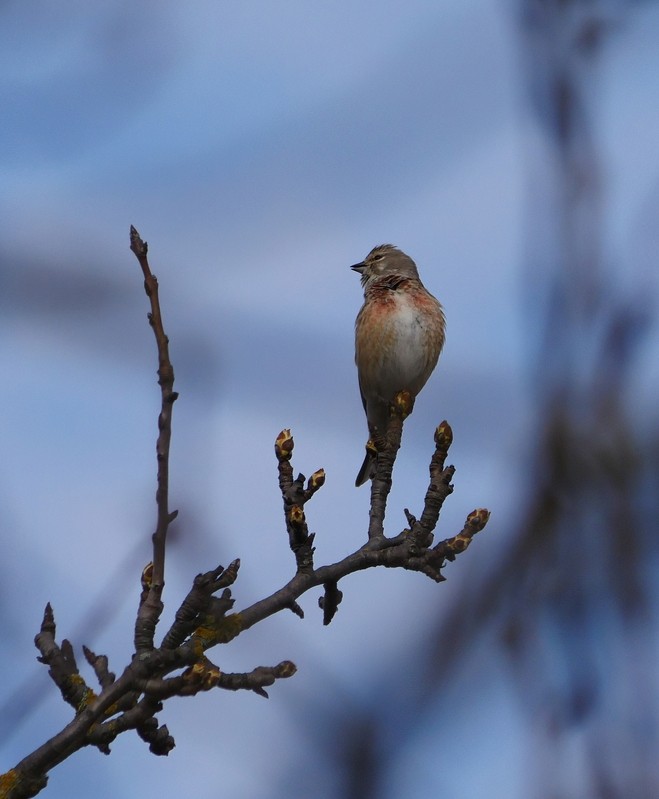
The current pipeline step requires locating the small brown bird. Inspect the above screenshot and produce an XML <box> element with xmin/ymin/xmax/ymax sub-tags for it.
<box><xmin>351</xmin><ymin>244</ymin><xmax>445</xmax><ymax>486</ymax></box>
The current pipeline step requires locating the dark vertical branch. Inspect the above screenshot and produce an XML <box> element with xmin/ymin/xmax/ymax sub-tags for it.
<box><xmin>504</xmin><ymin>3</ymin><xmax>657</xmax><ymax>795</ymax></box>
<box><xmin>366</xmin><ymin>391</ymin><xmax>411</xmax><ymax>540</ymax></box>
<box><xmin>274</xmin><ymin>428</ymin><xmax>323</xmax><ymax>573</ymax></box>
<box><xmin>520</xmin><ymin>0</ymin><xmax>608</xmax><ymax>394</ymax></box>
<box><xmin>129</xmin><ymin>226</ymin><xmax>179</xmax><ymax>652</ymax></box>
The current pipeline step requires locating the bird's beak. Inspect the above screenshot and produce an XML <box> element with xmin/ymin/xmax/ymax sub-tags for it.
<box><xmin>350</xmin><ymin>261</ymin><xmax>366</xmax><ymax>273</ymax></box>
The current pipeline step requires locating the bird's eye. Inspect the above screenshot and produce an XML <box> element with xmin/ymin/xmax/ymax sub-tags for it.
<box><xmin>372</xmin><ymin>254</ymin><xmax>384</xmax><ymax>261</ymax></box>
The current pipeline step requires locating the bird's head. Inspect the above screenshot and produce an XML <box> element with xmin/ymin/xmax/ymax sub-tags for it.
<box><xmin>350</xmin><ymin>244</ymin><xmax>419</xmax><ymax>287</ymax></box>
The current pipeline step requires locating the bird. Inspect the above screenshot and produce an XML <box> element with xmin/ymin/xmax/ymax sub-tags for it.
<box><xmin>351</xmin><ymin>244</ymin><xmax>445</xmax><ymax>486</ymax></box>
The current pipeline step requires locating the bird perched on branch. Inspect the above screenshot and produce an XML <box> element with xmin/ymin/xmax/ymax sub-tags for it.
<box><xmin>351</xmin><ymin>244</ymin><xmax>445</xmax><ymax>486</ymax></box>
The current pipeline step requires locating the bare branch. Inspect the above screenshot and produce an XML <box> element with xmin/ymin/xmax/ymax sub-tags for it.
<box><xmin>130</xmin><ymin>225</ymin><xmax>179</xmax><ymax>654</ymax></box>
<box><xmin>0</xmin><ymin>229</ymin><xmax>490</xmax><ymax>798</ymax></box>
<box><xmin>34</xmin><ymin>604</ymin><xmax>95</xmax><ymax>714</ymax></box>
<box><xmin>366</xmin><ymin>391</ymin><xmax>412</xmax><ymax>540</ymax></box>
<box><xmin>160</xmin><ymin>561</ymin><xmax>239</xmax><ymax>650</ymax></box>
<box><xmin>82</xmin><ymin>646</ymin><xmax>115</xmax><ymax>690</ymax></box>
<box><xmin>275</xmin><ymin>429</ymin><xmax>318</xmax><ymax>573</ymax></box>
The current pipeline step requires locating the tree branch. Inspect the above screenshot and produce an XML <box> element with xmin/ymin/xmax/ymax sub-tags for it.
<box><xmin>0</xmin><ymin>229</ymin><xmax>490</xmax><ymax>798</ymax></box>
<box><xmin>130</xmin><ymin>225</ymin><xmax>179</xmax><ymax>655</ymax></box>
<box><xmin>366</xmin><ymin>390</ymin><xmax>412</xmax><ymax>540</ymax></box>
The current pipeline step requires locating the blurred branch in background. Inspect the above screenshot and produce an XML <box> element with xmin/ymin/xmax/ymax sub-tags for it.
<box><xmin>288</xmin><ymin>2</ymin><xmax>659</xmax><ymax>797</ymax></box>
<box><xmin>502</xmin><ymin>3</ymin><xmax>659</xmax><ymax>795</ymax></box>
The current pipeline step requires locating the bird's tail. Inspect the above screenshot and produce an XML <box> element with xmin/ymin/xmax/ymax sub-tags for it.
<box><xmin>355</xmin><ymin>441</ymin><xmax>378</xmax><ymax>487</ymax></box>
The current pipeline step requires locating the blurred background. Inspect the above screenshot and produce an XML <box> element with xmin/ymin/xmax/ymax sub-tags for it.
<box><xmin>2</xmin><ymin>1</ymin><xmax>659</xmax><ymax>797</ymax></box>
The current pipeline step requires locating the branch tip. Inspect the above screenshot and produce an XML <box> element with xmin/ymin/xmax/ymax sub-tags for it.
<box><xmin>307</xmin><ymin>468</ymin><xmax>325</xmax><ymax>493</ymax></box>
<box><xmin>404</xmin><ymin>508</ymin><xmax>417</xmax><ymax>527</ymax></box>
<box><xmin>275</xmin><ymin>429</ymin><xmax>294</xmax><ymax>461</ymax></box>
<box><xmin>434</xmin><ymin>420</ymin><xmax>453</xmax><ymax>451</ymax></box>
<box><xmin>40</xmin><ymin>603</ymin><xmax>55</xmax><ymax>633</ymax></box>
<box><xmin>287</xmin><ymin>601</ymin><xmax>305</xmax><ymax>619</ymax></box>
<box><xmin>276</xmin><ymin>660</ymin><xmax>297</xmax><ymax>678</ymax></box>
<box><xmin>466</xmin><ymin>508</ymin><xmax>491</xmax><ymax>531</ymax></box>
<box><xmin>129</xmin><ymin>225</ymin><xmax>148</xmax><ymax>257</ymax></box>
<box><xmin>217</xmin><ymin>559</ymin><xmax>240</xmax><ymax>588</ymax></box>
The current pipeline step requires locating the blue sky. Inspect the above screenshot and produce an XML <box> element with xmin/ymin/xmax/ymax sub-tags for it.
<box><xmin>2</xmin><ymin>2</ymin><xmax>659</xmax><ymax>797</ymax></box>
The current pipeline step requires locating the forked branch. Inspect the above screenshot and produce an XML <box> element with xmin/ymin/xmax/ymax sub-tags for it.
<box><xmin>0</xmin><ymin>229</ymin><xmax>490</xmax><ymax>799</ymax></box>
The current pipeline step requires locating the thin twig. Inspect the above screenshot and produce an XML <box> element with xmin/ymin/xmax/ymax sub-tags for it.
<box><xmin>275</xmin><ymin>429</ymin><xmax>320</xmax><ymax>573</ymax></box>
<box><xmin>129</xmin><ymin>226</ymin><xmax>179</xmax><ymax>653</ymax></box>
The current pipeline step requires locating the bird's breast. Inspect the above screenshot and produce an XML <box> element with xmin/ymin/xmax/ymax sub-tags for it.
<box><xmin>355</xmin><ymin>287</ymin><xmax>444</xmax><ymax>402</ymax></box>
